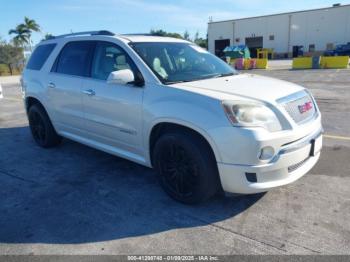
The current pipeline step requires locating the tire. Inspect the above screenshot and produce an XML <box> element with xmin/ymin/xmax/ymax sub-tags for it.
<box><xmin>152</xmin><ymin>130</ymin><xmax>220</xmax><ymax>204</ymax></box>
<box><xmin>28</xmin><ymin>104</ymin><xmax>62</xmax><ymax>148</ymax></box>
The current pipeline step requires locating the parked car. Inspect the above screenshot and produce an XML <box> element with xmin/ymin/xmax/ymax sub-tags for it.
<box><xmin>324</xmin><ymin>43</ymin><xmax>350</xmax><ymax>56</ymax></box>
<box><xmin>21</xmin><ymin>31</ymin><xmax>323</xmax><ymax>204</ymax></box>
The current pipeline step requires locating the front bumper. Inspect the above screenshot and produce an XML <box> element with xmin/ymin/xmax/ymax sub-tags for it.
<box><xmin>215</xmin><ymin>127</ymin><xmax>323</xmax><ymax>194</ymax></box>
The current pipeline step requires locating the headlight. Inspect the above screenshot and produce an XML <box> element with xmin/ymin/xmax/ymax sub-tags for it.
<box><xmin>222</xmin><ymin>100</ymin><xmax>282</xmax><ymax>132</ymax></box>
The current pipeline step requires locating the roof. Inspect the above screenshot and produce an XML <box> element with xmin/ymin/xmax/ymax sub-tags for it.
<box><xmin>41</xmin><ymin>31</ymin><xmax>190</xmax><ymax>44</ymax></box>
<box><xmin>208</xmin><ymin>4</ymin><xmax>350</xmax><ymax>24</ymax></box>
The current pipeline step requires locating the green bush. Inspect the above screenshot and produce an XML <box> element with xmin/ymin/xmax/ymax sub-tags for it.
<box><xmin>0</xmin><ymin>64</ymin><xmax>22</xmax><ymax>76</ymax></box>
<box><xmin>0</xmin><ymin>42</ymin><xmax>24</xmax><ymax>75</ymax></box>
<box><xmin>0</xmin><ymin>64</ymin><xmax>10</xmax><ymax>76</ymax></box>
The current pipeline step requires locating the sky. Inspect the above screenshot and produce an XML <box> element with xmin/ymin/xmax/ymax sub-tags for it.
<box><xmin>1</xmin><ymin>0</ymin><xmax>349</xmax><ymax>44</ymax></box>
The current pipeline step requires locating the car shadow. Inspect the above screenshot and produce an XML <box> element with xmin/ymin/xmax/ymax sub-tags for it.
<box><xmin>0</xmin><ymin>126</ymin><xmax>265</xmax><ymax>244</ymax></box>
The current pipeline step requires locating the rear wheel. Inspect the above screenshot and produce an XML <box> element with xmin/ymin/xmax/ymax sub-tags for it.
<box><xmin>28</xmin><ymin>104</ymin><xmax>62</xmax><ymax>148</ymax></box>
<box><xmin>153</xmin><ymin>131</ymin><xmax>220</xmax><ymax>204</ymax></box>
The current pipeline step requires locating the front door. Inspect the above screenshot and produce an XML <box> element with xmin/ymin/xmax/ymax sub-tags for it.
<box><xmin>82</xmin><ymin>41</ymin><xmax>144</xmax><ymax>157</ymax></box>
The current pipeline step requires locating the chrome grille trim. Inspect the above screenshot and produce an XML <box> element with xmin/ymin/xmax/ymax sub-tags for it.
<box><xmin>280</xmin><ymin>129</ymin><xmax>323</xmax><ymax>154</ymax></box>
<box><xmin>277</xmin><ymin>90</ymin><xmax>317</xmax><ymax>124</ymax></box>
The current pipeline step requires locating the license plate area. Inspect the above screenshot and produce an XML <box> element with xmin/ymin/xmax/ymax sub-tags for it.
<box><xmin>310</xmin><ymin>135</ymin><xmax>322</xmax><ymax>156</ymax></box>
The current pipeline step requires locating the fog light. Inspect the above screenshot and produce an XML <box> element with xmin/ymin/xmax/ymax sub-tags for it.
<box><xmin>259</xmin><ymin>146</ymin><xmax>275</xmax><ymax>160</ymax></box>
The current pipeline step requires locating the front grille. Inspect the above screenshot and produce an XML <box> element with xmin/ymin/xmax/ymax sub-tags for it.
<box><xmin>280</xmin><ymin>92</ymin><xmax>316</xmax><ymax>124</ymax></box>
<box><xmin>288</xmin><ymin>157</ymin><xmax>310</xmax><ymax>173</ymax></box>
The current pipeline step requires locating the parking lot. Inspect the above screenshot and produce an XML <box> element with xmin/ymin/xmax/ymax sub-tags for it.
<box><xmin>0</xmin><ymin>67</ymin><xmax>349</xmax><ymax>255</ymax></box>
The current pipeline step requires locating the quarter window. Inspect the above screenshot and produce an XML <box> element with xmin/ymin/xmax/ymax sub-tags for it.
<box><xmin>26</xmin><ymin>44</ymin><xmax>56</xmax><ymax>70</ymax></box>
<box><xmin>54</xmin><ymin>41</ymin><xmax>95</xmax><ymax>77</ymax></box>
<box><xmin>91</xmin><ymin>42</ymin><xmax>136</xmax><ymax>80</ymax></box>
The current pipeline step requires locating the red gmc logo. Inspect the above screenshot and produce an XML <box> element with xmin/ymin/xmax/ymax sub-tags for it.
<box><xmin>298</xmin><ymin>101</ymin><xmax>313</xmax><ymax>114</ymax></box>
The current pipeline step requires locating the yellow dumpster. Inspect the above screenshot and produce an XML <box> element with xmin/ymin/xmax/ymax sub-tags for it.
<box><xmin>320</xmin><ymin>56</ymin><xmax>349</xmax><ymax>69</ymax></box>
<box><xmin>244</xmin><ymin>59</ymin><xmax>251</xmax><ymax>70</ymax></box>
<box><xmin>257</xmin><ymin>48</ymin><xmax>274</xmax><ymax>59</ymax></box>
<box><xmin>256</xmin><ymin>59</ymin><xmax>268</xmax><ymax>69</ymax></box>
<box><xmin>292</xmin><ymin>57</ymin><xmax>313</xmax><ymax>69</ymax></box>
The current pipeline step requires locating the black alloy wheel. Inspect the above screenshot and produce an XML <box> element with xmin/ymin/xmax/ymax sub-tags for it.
<box><xmin>153</xmin><ymin>131</ymin><xmax>220</xmax><ymax>204</ymax></box>
<box><xmin>28</xmin><ymin>104</ymin><xmax>62</xmax><ymax>148</ymax></box>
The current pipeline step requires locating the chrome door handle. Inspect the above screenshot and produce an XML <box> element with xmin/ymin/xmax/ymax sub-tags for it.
<box><xmin>48</xmin><ymin>82</ymin><xmax>56</xmax><ymax>88</ymax></box>
<box><xmin>82</xmin><ymin>89</ymin><xmax>95</xmax><ymax>96</ymax></box>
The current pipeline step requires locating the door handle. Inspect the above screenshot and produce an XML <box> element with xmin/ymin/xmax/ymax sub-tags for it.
<box><xmin>82</xmin><ymin>89</ymin><xmax>95</xmax><ymax>96</ymax></box>
<box><xmin>48</xmin><ymin>82</ymin><xmax>56</xmax><ymax>88</ymax></box>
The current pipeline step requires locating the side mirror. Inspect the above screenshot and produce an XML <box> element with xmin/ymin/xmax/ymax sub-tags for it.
<box><xmin>107</xmin><ymin>69</ymin><xmax>135</xmax><ymax>85</ymax></box>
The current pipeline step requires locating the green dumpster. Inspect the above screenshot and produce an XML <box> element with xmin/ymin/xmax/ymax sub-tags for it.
<box><xmin>223</xmin><ymin>45</ymin><xmax>251</xmax><ymax>59</ymax></box>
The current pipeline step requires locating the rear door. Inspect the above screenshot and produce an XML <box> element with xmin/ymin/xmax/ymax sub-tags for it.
<box><xmin>48</xmin><ymin>41</ymin><xmax>95</xmax><ymax>135</ymax></box>
<box><xmin>81</xmin><ymin>41</ymin><xmax>144</xmax><ymax>157</ymax></box>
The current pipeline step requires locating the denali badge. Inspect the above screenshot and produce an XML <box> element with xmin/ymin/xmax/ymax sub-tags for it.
<box><xmin>298</xmin><ymin>101</ymin><xmax>313</xmax><ymax>114</ymax></box>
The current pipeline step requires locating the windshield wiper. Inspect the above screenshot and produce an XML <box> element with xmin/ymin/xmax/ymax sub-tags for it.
<box><xmin>213</xmin><ymin>72</ymin><xmax>235</xmax><ymax>78</ymax></box>
<box><xmin>165</xmin><ymin>79</ymin><xmax>194</xmax><ymax>84</ymax></box>
<box><xmin>165</xmin><ymin>73</ymin><xmax>236</xmax><ymax>84</ymax></box>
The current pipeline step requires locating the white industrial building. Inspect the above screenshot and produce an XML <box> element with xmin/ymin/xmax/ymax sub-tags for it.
<box><xmin>208</xmin><ymin>4</ymin><xmax>350</xmax><ymax>58</ymax></box>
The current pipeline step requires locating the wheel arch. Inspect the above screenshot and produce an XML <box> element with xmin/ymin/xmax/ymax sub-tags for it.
<box><xmin>25</xmin><ymin>96</ymin><xmax>45</xmax><ymax>113</ymax></box>
<box><xmin>148</xmin><ymin>120</ymin><xmax>222</xmax><ymax>167</ymax></box>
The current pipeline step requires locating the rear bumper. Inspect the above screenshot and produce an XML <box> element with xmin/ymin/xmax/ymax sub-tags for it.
<box><xmin>217</xmin><ymin>130</ymin><xmax>322</xmax><ymax>194</ymax></box>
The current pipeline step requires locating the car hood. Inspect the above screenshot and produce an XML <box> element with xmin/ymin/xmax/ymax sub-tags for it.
<box><xmin>170</xmin><ymin>74</ymin><xmax>304</xmax><ymax>103</ymax></box>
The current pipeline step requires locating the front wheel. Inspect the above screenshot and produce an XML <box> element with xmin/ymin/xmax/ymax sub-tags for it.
<box><xmin>152</xmin><ymin>131</ymin><xmax>220</xmax><ymax>204</ymax></box>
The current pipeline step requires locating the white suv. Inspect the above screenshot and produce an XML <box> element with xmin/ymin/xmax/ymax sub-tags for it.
<box><xmin>21</xmin><ymin>31</ymin><xmax>322</xmax><ymax>204</ymax></box>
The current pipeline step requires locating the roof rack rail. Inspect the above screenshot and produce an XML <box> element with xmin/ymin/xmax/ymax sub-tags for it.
<box><xmin>121</xmin><ymin>33</ymin><xmax>152</xmax><ymax>36</ymax></box>
<box><xmin>52</xmin><ymin>30</ymin><xmax>115</xmax><ymax>39</ymax></box>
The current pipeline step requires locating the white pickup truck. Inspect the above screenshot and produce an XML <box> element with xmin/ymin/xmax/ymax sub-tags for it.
<box><xmin>21</xmin><ymin>31</ymin><xmax>322</xmax><ymax>204</ymax></box>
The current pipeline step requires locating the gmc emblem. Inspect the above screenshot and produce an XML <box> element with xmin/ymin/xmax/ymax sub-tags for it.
<box><xmin>298</xmin><ymin>101</ymin><xmax>313</xmax><ymax>114</ymax></box>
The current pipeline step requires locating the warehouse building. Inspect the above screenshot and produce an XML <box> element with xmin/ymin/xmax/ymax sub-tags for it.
<box><xmin>208</xmin><ymin>4</ymin><xmax>350</xmax><ymax>58</ymax></box>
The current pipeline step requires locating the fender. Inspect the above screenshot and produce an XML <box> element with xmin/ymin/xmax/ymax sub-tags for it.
<box><xmin>144</xmin><ymin>117</ymin><xmax>223</xmax><ymax>167</ymax></box>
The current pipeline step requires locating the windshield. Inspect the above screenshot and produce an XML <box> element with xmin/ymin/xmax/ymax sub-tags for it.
<box><xmin>130</xmin><ymin>42</ymin><xmax>237</xmax><ymax>84</ymax></box>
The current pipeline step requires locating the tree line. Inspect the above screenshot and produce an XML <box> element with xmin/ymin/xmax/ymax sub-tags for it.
<box><xmin>0</xmin><ymin>17</ymin><xmax>41</xmax><ymax>75</ymax></box>
<box><xmin>150</xmin><ymin>29</ymin><xmax>208</xmax><ymax>48</ymax></box>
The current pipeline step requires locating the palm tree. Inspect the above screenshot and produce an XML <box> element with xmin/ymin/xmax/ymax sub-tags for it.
<box><xmin>24</xmin><ymin>17</ymin><xmax>40</xmax><ymax>50</ymax></box>
<box><xmin>9</xmin><ymin>17</ymin><xmax>40</xmax><ymax>51</ymax></box>
<box><xmin>24</xmin><ymin>17</ymin><xmax>40</xmax><ymax>33</ymax></box>
<box><xmin>8</xmin><ymin>24</ymin><xmax>30</xmax><ymax>47</ymax></box>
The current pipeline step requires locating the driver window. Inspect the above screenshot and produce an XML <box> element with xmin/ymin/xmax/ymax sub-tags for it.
<box><xmin>92</xmin><ymin>42</ymin><xmax>133</xmax><ymax>80</ymax></box>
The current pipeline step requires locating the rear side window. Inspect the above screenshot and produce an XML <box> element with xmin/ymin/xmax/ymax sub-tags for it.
<box><xmin>26</xmin><ymin>44</ymin><xmax>56</xmax><ymax>70</ymax></box>
<box><xmin>53</xmin><ymin>41</ymin><xmax>95</xmax><ymax>77</ymax></box>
